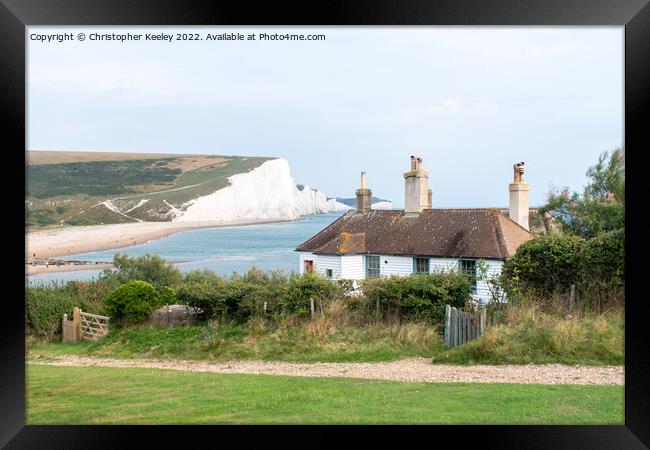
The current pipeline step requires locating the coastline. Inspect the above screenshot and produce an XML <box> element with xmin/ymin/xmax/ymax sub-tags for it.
<box><xmin>26</xmin><ymin>218</ymin><xmax>296</xmax><ymax>264</ymax></box>
<box><xmin>26</xmin><ymin>263</ymin><xmax>113</xmax><ymax>276</ymax></box>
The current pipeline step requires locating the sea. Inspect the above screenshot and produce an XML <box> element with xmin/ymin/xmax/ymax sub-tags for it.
<box><xmin>26</xmin><ymin>211</ymin><xmax>345</xmax><ymax>285</ymax></box>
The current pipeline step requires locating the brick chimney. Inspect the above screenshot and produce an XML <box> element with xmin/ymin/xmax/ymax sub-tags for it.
<box><xmin>509</xmin><ymin>161</ymin><xmax>530</xmax><ymax>230</ymax></box>
<box><xmin>404</xmin><ymin>156</ymin><xmax>430</xmax><ymax>217</ymax></box>
<box><xmin>355</xmin><ymin>171</ymin><xmax>372</xmax><ymax>212</ymax></box>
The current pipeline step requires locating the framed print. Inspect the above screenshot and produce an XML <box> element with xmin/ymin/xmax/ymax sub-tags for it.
<box><xmin>1</xmin><ymin>0</ymin><xmax>649</xmax><ymax>447</ymax></box>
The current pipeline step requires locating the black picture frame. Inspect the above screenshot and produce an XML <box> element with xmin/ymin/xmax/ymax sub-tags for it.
<box><xmin>2</xmin><ymin>0</ymin><xmax>648</xmax><ymax>447</ymax></box>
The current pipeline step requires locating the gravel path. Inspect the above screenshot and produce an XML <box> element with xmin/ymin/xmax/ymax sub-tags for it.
<box><xmin>30</xmin><ymin>356</ymin><xmax>624</xmax><ymax>385</ymax></box>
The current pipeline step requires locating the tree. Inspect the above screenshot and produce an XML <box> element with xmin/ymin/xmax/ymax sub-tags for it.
<box><xmin>540</xmin><ymin>148</ymin><xmax>624</xmax><ymax>238</ymax></box>
<box><xmin>99</xmin><ymin>253</ymin><xmax>182</xmax><ymax>288</ymax></box>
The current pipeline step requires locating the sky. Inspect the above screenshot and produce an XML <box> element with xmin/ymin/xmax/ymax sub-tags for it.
<box><xmin>27</xmin><ymin>26</ymin><xmax>623</xmax><ymax>208</ymax></box>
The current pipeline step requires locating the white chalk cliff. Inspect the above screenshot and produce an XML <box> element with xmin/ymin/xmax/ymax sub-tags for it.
<box><xmin>174</xmin><ymin>158</ymin><xmax>349</xmax><ymax>222</ymax></box>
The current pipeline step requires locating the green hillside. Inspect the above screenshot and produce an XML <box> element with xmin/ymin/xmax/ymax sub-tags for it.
<box><xmin>26</xmin><ymin>152</ymin><xmax>274</xmax><ymax>227</ymax></box>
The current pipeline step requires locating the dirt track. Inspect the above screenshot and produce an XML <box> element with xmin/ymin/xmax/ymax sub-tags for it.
<box><xmin>30</xmin><ymin>356</ymin><xmax>624</xmax><ymax>385</ymax></box>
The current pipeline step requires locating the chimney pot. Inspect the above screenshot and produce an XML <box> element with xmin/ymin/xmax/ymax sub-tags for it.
<box><xmin>509</xmin><ymin>162</ymin><xmax>530</xmax><ymax>230</ymax></box>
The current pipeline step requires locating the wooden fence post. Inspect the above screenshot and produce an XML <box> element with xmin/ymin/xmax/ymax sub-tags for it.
<box><xmin>461</xmin><ymin>311</ymin><xmax>467</xmax><ymax>344</ymax></box>
<box><xmin>451</xmin><ymin>307</ymin><xmax>457</xmax><ymax>347</ymax></box>
<box><xmin>444</xmin><ymin>305</ymin><xmax>451</xmax><ymax>347</ymax></box>
<box><xmin>72</xmin><ymin>307</ymin><xmax>81</xmax><ymax>342</ymax></box>
<box><xmin>310</xmin><ymin>298</ymin><xmax>315</xmax><ymax>319</ymax></box>
<box><xmin>263</xmin><ymin>302</ymin><xmax>267</xmax><ymax>314</ymax></box>
<box><xmin>460</xmin><ymin>312</ymin><xmax>464</xmax><ymax>346</ymax></box>
<box><xmin>569</xmin><ymin>284</ymin><xmax>575</xmax><ymax>311</ymax></box>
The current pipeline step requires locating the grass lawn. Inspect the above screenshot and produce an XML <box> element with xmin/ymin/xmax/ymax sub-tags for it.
<box><xmin>26</xmin><ymin>364</ymin><xmax>624</xmax><ymax>424</ymax></box>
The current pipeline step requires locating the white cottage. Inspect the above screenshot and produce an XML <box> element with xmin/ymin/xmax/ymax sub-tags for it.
<box><xmin>296</xmin><ymin>156</ymin><xmax>533</xmax><ymax>304</ymax></box>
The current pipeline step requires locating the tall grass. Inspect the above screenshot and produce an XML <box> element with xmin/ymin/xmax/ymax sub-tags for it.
<box><xmin>32</xmin><ymin>300</ymin><xmax>442</xmax><ymax>363</ymax></box>
<box><xmin>433</xmin><ymin>301</ymin><xmax>623</xmax><ymax>365</ymax></box>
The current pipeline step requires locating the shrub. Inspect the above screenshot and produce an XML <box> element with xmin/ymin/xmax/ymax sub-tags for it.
<box><xmin>99</xmin><ymin>253</ymin><xmax>182</xmax><ymax>288</ymax></box>
<box><xmin>175</xmin><ymin>273</ymin><xmax>228</xmax><ymax>320</ymax></box>
<box><xmin>501</xmin><ymin>230</ymin><xmax>624</xmax><ymax>309</ymax></box>
<box><xmin>360</xmin><ymin>272</ymin><xmax>471</xmax><ymax>324</ymax></box>
<box><xmin>580</xmin><ymin>228</ymin><xmax>624</xmax><ymax>289</ymax></box>
<box><xmin>502</xmin><ymin>234</ymin><xmax>585</xmax><ymax>299</ymax></box>
<box><xmin>25</xmin><ymin>280</ymin><xmax>108</xmax><ymax>342</ymax></box>
<box><xmin>237</xmin><ymin>269</ymin><xmax>289</xmax><ymax>318</ymax></box>
<box><xmin>66</xmin><ymin>280</ymin><xmax>111</xmax><ymax>313</ymax></box>
<box><xmin>281</xmin><ymin>272</ymin><xmax>342</xmax><ymax>317</ymax></box>
<box><xmin>104</xmin><ymin>280</ymin><xmax>164</xmax><ymax>324</ymax></box>
<box><xmin>26</xmin><ymin>286</ymin><xmax>77</xmax><ymax>342</ymax></box>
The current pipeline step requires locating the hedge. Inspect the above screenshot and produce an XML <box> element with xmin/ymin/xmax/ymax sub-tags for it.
<box><xmin>360</xmin><ymin>272</ymin><xmax>472</xmax><ymax>324</ymax></box>
<box><xmin>502</xmin><ymin>229</ymin><xmax>624</xmax><ymax>303</ymax></box>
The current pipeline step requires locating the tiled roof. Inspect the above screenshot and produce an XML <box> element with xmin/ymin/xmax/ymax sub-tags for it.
<box><xmin>296</xmin><ymin>208</ymin><xmax>533</xmax><ymax>260</ymax></box>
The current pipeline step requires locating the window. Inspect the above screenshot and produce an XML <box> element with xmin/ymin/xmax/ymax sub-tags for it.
<box><xmin>366</xmin><ymin>255</ymin><xmax>380</xmax><ymax>278</ymax></box>
<box><xmin>325</xmin><ymin>269</ymin><xmax>333</xmax><ymax>278</ymax></box>
<box><xmin>304</xmin><ymin>260</ymin><xmax>314</xmax><ymax>273</ymax></box>
<box><xmin>459</xmin><ymin>259</ymin><xmax>477</xmax><ymax>294</ymax></box>
<box><xmin>413</xmin><ymin>257</ymin><xmax>430</xmax><ymax>274</ymax></box>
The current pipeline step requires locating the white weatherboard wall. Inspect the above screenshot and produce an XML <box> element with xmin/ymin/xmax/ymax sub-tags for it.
<box><xmin>380</xmin><ymin>255</ymin><xmax>413</xmax><ymax>277</ymax></box>
<box><xmin>341</xmin><ymin>255</ymin><xmax>365</xmax><ymax>280</ymax></box>
<box><xmin>429</xmin><ymin>257</ymin><xmax>460</xmax><ymax>273</ymax></box>
<box><xmin>313</xmin><ymin>255</ymin><xmax>342</xmax><ymax>279</ymax></box>
<box><xmin>297</xmin><ymin>251</ymin><xmax>504</xmax><ymax>304</ymax></box>
<box><xmin>298</xmin><ymin>252</ymin><xmax>365</xmax><ymax>280</ymax></box>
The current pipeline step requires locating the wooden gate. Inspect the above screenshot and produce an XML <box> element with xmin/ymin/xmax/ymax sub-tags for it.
<box><xmin>62</xmin><ymin>307</ymin><xmax>110</xmax><ymax>342</ymax></box>
<box><xmin>444</xmin><ymin>305</ymin><xmax>490</xmax><ymax>347</ymax></box>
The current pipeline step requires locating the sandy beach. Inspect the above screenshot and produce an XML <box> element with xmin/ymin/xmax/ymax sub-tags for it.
<box><xmin>25</xmin><ymin>263</ymin><xmax>114</xmax><ymax>276</ymax></box>
<box><xmin>26</xmin><ymin>219</ymin><xmax>292</xmax><ymax>264</ymax></box>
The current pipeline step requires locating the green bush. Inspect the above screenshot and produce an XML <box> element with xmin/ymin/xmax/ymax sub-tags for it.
<box><xmin>26</xmin><ymin>280</ymin><xmax>108</xmax><ymax>342</ymax></box>
<box><xmin>580</xmin><ymin>228</ymin><xmax>624</xmax><ymax>289</ymax></box>
<box><xmin>26</xmin><ymin>286</ymin><xmax>77</xmax><ymax>342</ymax></box>
<box><xmin>502</xmin><ymin>234</ymin><xmax>586</xmax><ymax>298</ymax></box>
<box><xmin>100</xmin><ymin>253</ymin><xmax>182</xmax><ymax>288</ymax></box>
<box><xmin>104</xmin><ymin>280</ymin><xmax>164</xmax><ymax>324</ymax></box>
<box><xmin>281</xmin><ymin>272</ymin><xmax>343</xmax><ymax>317</ymax></box>
<box><xmin>360</xmin><ymin>272</ymin><xmax>471</xmax><ymax>324</ymax></box>
<box><xmin>175</xmin><ymin>272</ymin><xmax>228</xmax><ymax>320</ymax></box>
<box><xmin>236</xmin><ymin>269</ymin><xmax>289</xmax><ymax>318</ymax></box>
<box><xmin>502</xmin><ymin>231</ymin><xmax>624</xmax><ymax>308</ymax></box>
<box><xmin>175</xmin><ymin>269</ymin><xmax>344</xmax><ymax>321</ymax></box>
